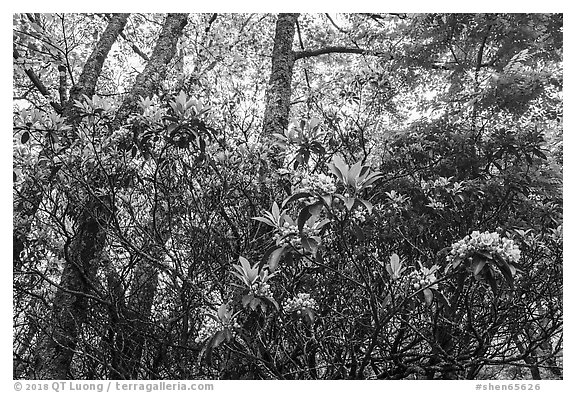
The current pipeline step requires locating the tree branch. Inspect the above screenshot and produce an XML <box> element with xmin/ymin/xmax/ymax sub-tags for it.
<box><xmin>325</xmin><ymin>13</ymin><xmax>347</xmax><ymax>33</ymax></box>
<box><xmin>67</xmin><ymin>13</ymin><xmax>130</xmax><ymax>106</ymax></box>
<box><xmin>294</xmin><ymin>46</ymin><xmax>389</xmax><ymax>60</ymax></box>
<box><xmin>57</xmin><ymin>64</ymin><xmax>68</xmax><ymax>106</ymax></box>
<box><xmin>13</xmin><ymin>45</ymin><xmax>63</xmax><ymax>113</ymax></box>
<box><xmin>119</xmin><ymin>30</ymin><xmax>149</xmax><ymax>62</ymax></box>
<box><xmin>115</xmin><ymin>13</ymin><xmax>189</xmax><ymax>125</ymax></box>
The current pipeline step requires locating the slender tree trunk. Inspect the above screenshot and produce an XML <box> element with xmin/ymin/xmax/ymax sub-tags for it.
<box><xmin>106</xmin><ymin>13</ymin><xmax>189</xmax><ymax>379</ymax></box>
<box><xmin>115</xmin><ymin>13</ymin><xmax>189</xmax><ymax>125</ymax></box>
<box><xmin>262</xmin><ymin>13</ymin><xmax>299</xmax><ymax>137</ymax></box>
<box><xmin>30</xmin><ymin>14</ymin><xmax>129</xmax><ymax>380</ymax></box>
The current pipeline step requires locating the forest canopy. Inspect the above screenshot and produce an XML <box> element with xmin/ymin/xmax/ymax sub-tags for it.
<box><xmin>12</xmin><ymin>13</ymin><xmax>562</xmax><ymax>380</ymax></box>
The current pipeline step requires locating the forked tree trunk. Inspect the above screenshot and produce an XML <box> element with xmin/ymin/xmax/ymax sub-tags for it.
<box><xmin>30</xmin><ymin>14</ymin><xmax>129</xmax><ymax>380</ymax></box>
<box><xmin>115</xmin><ymin>13</ymin><xmax>189</xmax><ymax>124</ymax></box>
<box><xmin>106</xmin><ymin>13</ymin><xmax>189</xmax><ymax>379</ymax></box>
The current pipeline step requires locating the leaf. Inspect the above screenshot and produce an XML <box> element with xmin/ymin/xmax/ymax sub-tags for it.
<box><xmin>431</xmin><ymin>288</ymin><xmax>451</xmax><ymax>309</ymax></box>
<box><xmin>320</xmin><ymin>195</ymin><xmax>333</xmax><ymax>208</ymax></box>
<box><xmin>267</xmin><ymin>246</ymin><xmax>286</xmax><ymax>272</ymax></box>
<box><xmin>476</xmin><ymin>250</ymin><xmax>493</xmax><ymax>260</ymax></box>
<box><xmin>390</xmin><ymin>253</ymin><xmax>401</xmax><ymax>273</ymax></box>
<box><xmin>471</xmin><ymin>256</ymin><xmax>487</xmax><ymax>276</ymax></box>
<box><xmin>252</xmin><ymin>216</ymin><xmax>275</xmax><ymax>227</ymax></box>
<box><xmin>271</xmin><ymin>201</ymin><xmax>280</xmax><ymax>220</ymax></box>
<box><xmin>231</xmin><ymin>270</ymin><xmax>248</xmax><ymax>286</ymax></box>
<box><xmin>297</xmin><ymin>206</ymin><xmax>313</xmax><ymax>233</ymax></box>
<box><xmin>308</xmin><ymin>117</ymin><xmax>321</xmax><ymax>130</ymax></box>
<box><xmin>493</xmin><ymin>253</ymin><xmax>515</xmax><ymax>287</ymax></box>
<box><xmin>344</xmin><ymin>196</ymin><xmax>356</xmax><ymax>211</ymax></box>
<box><xmin>332</xmin><ymin>155</ymin><xmax>348</xmax><ymax>181</ymax></box>
<box><xmin>301</xmin><ymin>237</ymin><xmax>319</xmax><ymax>255</ymax></box>
<box><xmin>302</xmin><ymin>308</ymin><xmax>315</xmax><ymax>324</ymax></box>
<box><xmin>238</xmin><ymin>256</ymin><xmax>251</xmax><ymax>274</ymax></box>
<box><xmin>347</xmin><ymin>160</ymin><xmax>363</xmax><ymax>187</ymax></box>
<box><xmin>211</xmin><ymin>330</ymin><xmax>226</xmax><ymax>348</ymax></box>
<box><xmin>250</xmin><ymin>297</ymin><xmax>261</xmax><ymax>311</ymax></box>
<box><xmin>485</xmin><ymin>266</ymin><xmax>499</xmax><ymax>294</ymax></box>
<box><xmin>328</xmin><ymin>163</ymin><xmax>344</xmax><ymax>183</ymax></box>
<box><xmin>217</xmin><ymin>304</ymin><xmax>228</xmax><ymax>322</ymax></box>
<box><xmin>21</xmin><ymin>131</ymin><xmax>30</xmax><ymax>144</ymax></box>
<box><xmin>359</xmin><ymin>199</ymin><xmax>374</xmax><ymax>214</ymax></box>
<box><xmin>266</xmin><ymin>296</ymin><xmax>280</xmax><ymax>311</ymax></box>
<box><xmin>242</xmin><ymin>293</ymin><xmax>254</xmax><ymax>308</ymax></box>
<box><xmin>282</xmin><ymin>192</ymin><xmax>312</xmax><ymax>208</ymax></box>
<box><xmin>315</xmin><ymin>218</ymin><xmax>331</xmax><ymax>230</ymax></box>
<box><xmin>360</xmin><ymin>172</ymin><xmax>383</xmax><ymax>189</ymax></box>
<box><xmin>423</xmin><ymin>288</ymin><xmax>433</xmax><ymax>306</ymax></box>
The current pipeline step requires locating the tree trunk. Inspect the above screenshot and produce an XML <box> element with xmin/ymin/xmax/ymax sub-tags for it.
<box><xmin>13</xmin><ymin>15</ymin><xmax>129</xmax><ymax>269</ymax></box>
<box><xmin>30</xmin><ymin>14</ymin><xmax>129</xmax><ymax>380</ymax></box>
<box><xmin>107</xmin><ymin>13</ymin><xmax>189</xmax><ymax>379</ymax></box>
<box><xmin>116</xmin><ymin>13</ymin><xmax>189</xmax><ymax>125</ymax></box>
<box><xmin>261</xmin><ymin>13</ymin><xmax>299</xmax><ymax>137</ymax></box>
<box><xmin>33</xmin><ymin>204</ymin><xmax>110</xmax><ymax>379</ymax></box>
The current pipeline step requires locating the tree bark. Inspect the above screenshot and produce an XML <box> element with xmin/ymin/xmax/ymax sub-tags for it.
<box><xmin>107</xmin><ymin>13</ymin><xmax>189</xmax><ymax>378</ymax></box>
<box><xmin>261</xmin><ymin>13</ymin><xmax>299</xmax><ymax>137</ymax></box>
<box><xmin>67</xmin><ymin>14</ymin><xmax>130</xmax><ymax>108</ymax></box>
<box><xmin>29</xmin><ymin>14</ymin><xmax>129</xmax><ymax>380</ymax></box>
<box><xmin>115</xmin><ymin>13</ymin><xmax>189</xmax><ymax>125</ymax></box>
<box><xmin>33</xmin><ymin>203</ymin><xmax>110</xmax><ymax>379</ymax></box>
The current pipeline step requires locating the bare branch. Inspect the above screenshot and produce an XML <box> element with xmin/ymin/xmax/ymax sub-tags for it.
<box><xmin>13</xmin><ymin>45</ymin><xmax>63</xmax><ymax>113</ymax></box>
<box><xmin>295</xmin><ymin>46</ymin><xmax>390</xmax><ymax>60</ymax></box>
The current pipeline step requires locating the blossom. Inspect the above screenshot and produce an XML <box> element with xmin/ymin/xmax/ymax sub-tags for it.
<box><xmin>296</xmin><ymin>172</ymin><xmax>337</xmax><ymax>196</ymax></box>
<box><xmin>194</xmin><ymin>309</ymin><xmax>241</xmax><ymax>344</ymax></box>
<box><xmin>426</xmin><ymin>198</ymin><xmax>446</xmax><ymax>210</ymax></box>
<box><xmin>407</xmin><ymin>267</ymin><xmax>438</xmax><ymax>291</ymax></box>
<box><xmin>352</xmin><ymin>207</ymin><xmax>367</xmax><ymax>223</ymax></box>
<box><xmin>447</xmin><ymin>231</ymin><xmax>521</xmax><ymax>264</ymax></box>
<box><xmin>283</xmin><ymin>293</ymin><xmax>317</xmax><ymax>313</ymax></box>
<box><xmin>273</xmin><ymin>221</ymin><xmax>321</xmax><ymax>250</ymax></box>
<box><xmin>251</xmin><ymin>282</ymin><xmax>272</xmax><ymax>298</ymax></box>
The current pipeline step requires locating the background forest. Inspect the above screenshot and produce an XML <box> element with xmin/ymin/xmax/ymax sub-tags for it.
<box><xmin>12</xmin><ymin>13</ymin><xmax>563</xmax><ymax>380</ymax></box>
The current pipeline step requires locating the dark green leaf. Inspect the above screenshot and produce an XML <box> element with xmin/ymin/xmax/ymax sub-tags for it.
<box><xmin>212</xmin><ymin>331</ymin><xmax>226</xmax><ymax>348</ymax></box>
<box><xmin>423</xmin><ymin>288</ymin><xmax>433</xmax><ymax>306</ymax></box>
<box><xmin>267</xmin><ymin>246</ymin><xmax>286</xmax><ymax>272</ymax></box>
<box><xmin>471</xmin><ymin>256</ymin><xmax>487</xmax><ymax>276</ymax></box>
<box><xmin>242</xmin><ymin>293</ymin><xmax>254</xmax><ymax>308</ymax></box>
<box><xmin>344</xmin><ymin>196</ymin><xmax>356</xmax><ymax>211</ymax></box>
<box><xmin>252</xmin><ymin>216</ymin><xmax>275</xmax><ymax>227</ymax></box>
<box><xmin>297</xmin><ymin>206</ymin><xmax>313</xmax><ymax>233</ymax></box>
<box><xmin>431</xmin><ymin>288</ymin><xmax>450</xmax><ymax>309</ymax></box>
<box><xmin>282</xmin><ymin>192</ymin><xmax>312</xmax><ymax>208</ymax></box>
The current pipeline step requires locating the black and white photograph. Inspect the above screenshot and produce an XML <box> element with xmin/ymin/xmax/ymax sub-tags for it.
<box><xmin>12</xmin><ymin>10</ymin><xmax>564</xmax><ymax>384</ymax></box>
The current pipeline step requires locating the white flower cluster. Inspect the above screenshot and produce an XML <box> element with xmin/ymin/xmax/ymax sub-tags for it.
<box><xmin>296</xmin><ymin>173</ymin><xmax>337</xmax><ymax>196</ymax></box>
<box><xmin>251</xmin><ymin>282</ymin><xmax>272</xmax><ymax>298</ymax></box>
<box><xmin>421</xmin><ymin>177</ymin><xmax>464</xmax><ymax>195</ymax></box>
<box><xmin>273</xmin><ymin>222</ymin><xmax>320</xmax><ymax>249</ymax></box>
<box><xmin>447</xmin><ymin>231</ymin><xmax>521</xmax><ymax>264</ymax></box>
<box><xmin>385</xmin><ymin>190</ymin><xmax>409</xmax><ymax>210</ymax></box>
<box><xmin>283</xmin><ymin>293</ymin><xmax>317</xmax><ymax>313</ymax></box>
<box><xmin>408</xmin><ymin>270</ymin><xmax>436</xmax><ymax>291</ymax></box>
<box><xmin>426</xmin><ymin>198</ymin><xmax>446</xmax><ymax>210</ymax></box>
<box><xmin>194</xmin><ymin>315</ymin><xmax>240</xmax><ymax>344</ymax></box>
<box><xmin>352</xmin><ymin>208</ymin><xmax>367</xmax><ymax>223</ymax></box>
